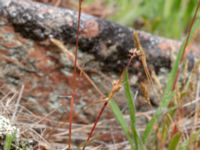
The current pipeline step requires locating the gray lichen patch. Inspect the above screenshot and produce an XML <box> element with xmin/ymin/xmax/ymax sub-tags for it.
<box><xmin>0</xmin><ymin>0</ymin><xmax>12</xmax><ymax>9</ymax></box>
<box><xmin>0</xmin><ymin>115</ymin><xmax>19</xmax><ymax>137</ymax></box>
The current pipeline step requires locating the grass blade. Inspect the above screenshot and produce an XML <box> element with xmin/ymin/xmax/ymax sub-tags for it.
<box><xmin>4</xmin><ymin>133</ymin><xmax>15</xmax><ymax>150</ymax></box>
<box><xmin>168</xmin><ymin>132</ymin><xmax>182</xmax><ymax>150</ymax></box>
<box><xmin>123</xmin><ymin>69</ymin><xmax>144</xmax><ymax>150</ymax></box>
<box><xmin>109</xmin><ymin>100</ymin><xmax>135</xmax><ymax>149</ymax></box>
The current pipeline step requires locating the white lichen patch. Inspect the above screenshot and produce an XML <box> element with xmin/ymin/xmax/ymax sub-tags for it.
<box><xmin>0</xmin><ymin>115</ymin><xmax>19</xmax><ymax>137</ymax></box>
<box><xmin>0</xmin><ymin>0</ymin><xmax>11</xmax><ymax>9</ymax></box>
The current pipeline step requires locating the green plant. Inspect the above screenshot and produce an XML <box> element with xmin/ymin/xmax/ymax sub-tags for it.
<box><xmin>109</xmin><ymin>69</ymin><xmax>145</xmax><ymax>150</ymax></box>
<box><xmin>85</xmin><ymin>0</ymin><xmax>198</xmax><ymax>38</ymax></box>
<box><xmin>72</xmin><ymin>0</ymin><xmax>200</xmax><ymax>149</ymax></box>
<box><xmin>142</xmin><ymin>0</ymin><xmax>200</xmax><ymax>143</ymax></box>
<box><xmin>109</xmin><ymin>1</ymin><xmax>200</xmax><ymax>149</ymax></box>
<box><xmin>4</xmin><ymin>133</ymin><xmax>16</xmax><ymax>150</ymax></box>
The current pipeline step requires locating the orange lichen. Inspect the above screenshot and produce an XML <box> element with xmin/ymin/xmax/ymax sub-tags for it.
<box><xmin>81</xmin><ymin>19</ymin><xmax>99</xmax><ymax>38</ymax></box>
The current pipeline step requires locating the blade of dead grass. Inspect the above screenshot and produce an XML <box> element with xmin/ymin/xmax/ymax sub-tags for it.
<box><xmin>11</xmin><ymin>84</ymin><xmax>24</xmax><ymax>122</ymax></box>
<box><xmin>50</xmin><ymin>38</ymin><xmax>103</xmax><ymax>97</ymax></box>
<box><xmin>142</xmin><ymin>1</ymin><xmax>200</xmax><ymax>143</ymax></box>
<box><xmin>132</xmin><ymin>32</ymin><xmax>161</xmax><ymax>105</ymax></box>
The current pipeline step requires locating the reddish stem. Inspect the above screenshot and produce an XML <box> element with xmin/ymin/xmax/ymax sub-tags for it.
<box><xmin>82</xmin><ymin>101</ymin><xmax>109</xmax><ymax>150</ymax></box>
<box><xmin>68</xmin><ymin>96</ymin><xmax>74</xmax><ymax>150</ymax></box>
<box><xmin>68</xmin><ymin>0</ymin><xmax>83</xmax><ymax>149</ymax></box>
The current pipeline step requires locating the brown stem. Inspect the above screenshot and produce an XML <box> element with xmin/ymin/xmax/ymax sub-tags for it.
<box><xmin>68</xmin><ymin>0</ymin><xmax>83</xmax><ymax>149</ymax></box>
<box><xmin>82</xmin><ymin>101</ymin><xmax>108</xmax><ymax>150</ymax></box>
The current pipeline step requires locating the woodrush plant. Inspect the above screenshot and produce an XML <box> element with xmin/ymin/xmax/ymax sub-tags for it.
<box><xmin>142</xmin><ymin>0</ymin><xmax>200</xmax><ymax>143</ymax></box>
<box><xmin>109</xmin><ymin>1</ymin><xmax>200</xmax><ymax>150</ymax></box>
<box><xmin>70</xmin><ymin>0</ymin><xmax>200</xmax><ymax>149</ymax></box>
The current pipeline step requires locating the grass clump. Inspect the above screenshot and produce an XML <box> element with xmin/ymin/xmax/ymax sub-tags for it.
<box><xmin>85</xmin><ymin>0</ymin><xmax>198</xmax><ymax>38</ymax></box>
<box><xmin>108</xmin><ymin>2</ymin><xmax>200</xmax><ymax>149</ymax></box>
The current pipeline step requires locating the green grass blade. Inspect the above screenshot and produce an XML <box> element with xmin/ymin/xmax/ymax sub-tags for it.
<box><xmin>163</xmin><ymin>0</ymin><xmax>174</xmax><ymax>18</ymax></box>
<box><xmin>168</xmin><ymin>132</ymin><xmax>182</xmax><ymax>150</ymax></box>
<box><xmin>123</xmin><ymin>69</ymin><xmax>144</xmax><ymax>150</ymax></box>
<box><xmin>123</xmin><ymin>69</ymin><xmax>136</xmax><ymax>126</ymax></box>
<box><xmin>142</xmin><ymin>10</ymin><xmax>200</xmax><ymax>143</ymax></box>
<box><xmin>109</xmin><ymin>100</ymin><xmax>135</xmax><ymax>149</ymax></box>
<box><xmin>4</xmin><ymin>133</ymin><xmax>15</xmax><ymax>150</ymax></box>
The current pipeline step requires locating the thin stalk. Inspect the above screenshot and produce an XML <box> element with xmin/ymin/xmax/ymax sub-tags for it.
<box><xmin>82</xmin><ymin>101</ymin><xmax>108</xmax><ymax>150</ymax></box>
<box><xmin>68</xmin><ymin>0</ymin><xmax>83</xmax><ymax>149</ymax></box>
<box><xmin>172</xmin><ymin>0</ymin><xmax>200</xmax><ymax>90</ymax></box>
